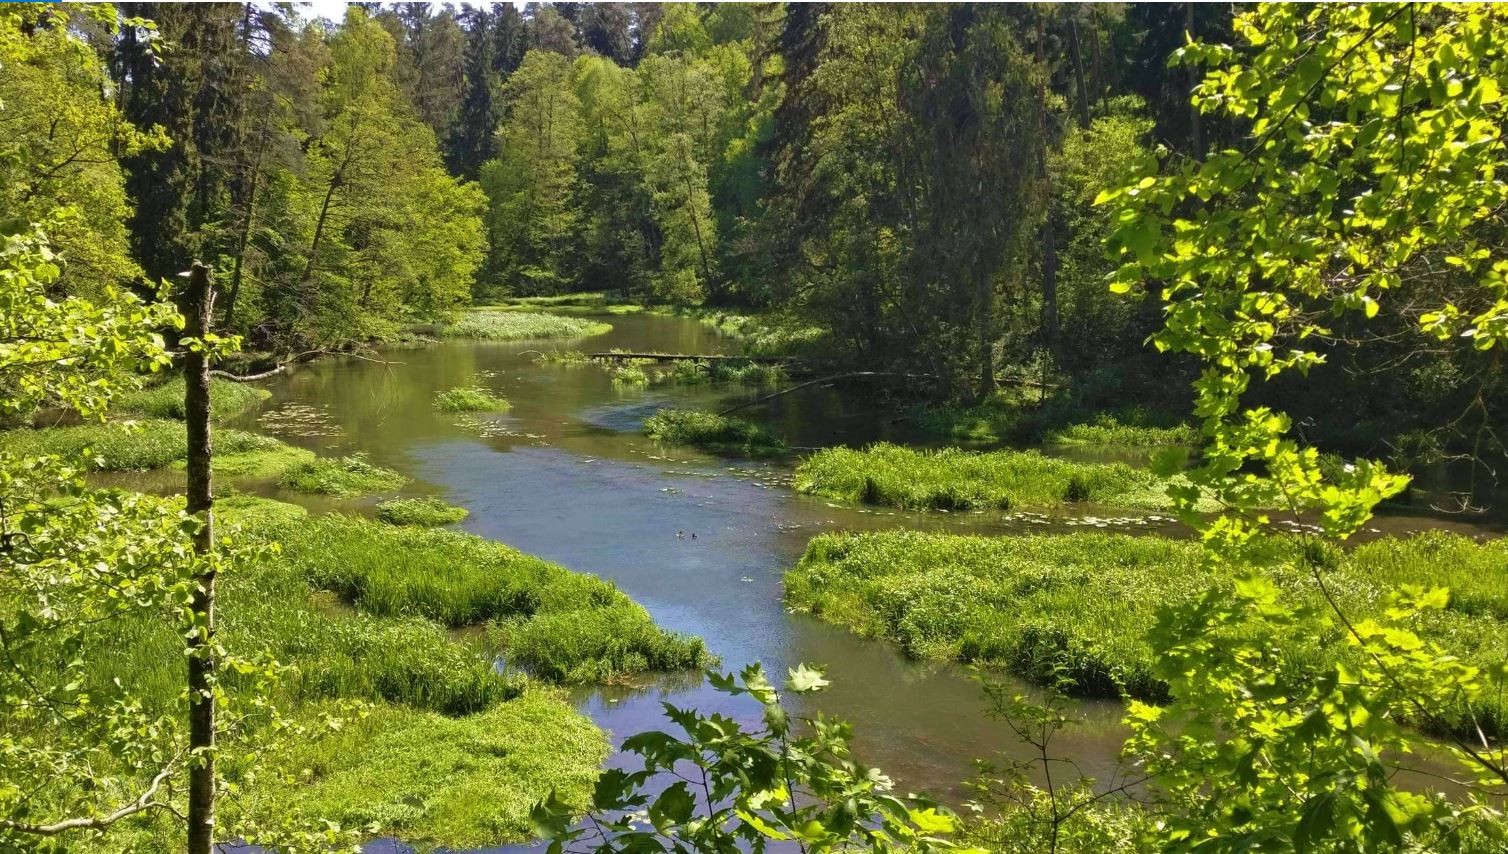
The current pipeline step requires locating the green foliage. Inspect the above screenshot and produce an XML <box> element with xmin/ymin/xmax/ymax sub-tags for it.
<box><xmin>0</xmin><ymin>419</ymin><xmax>285</xmax><ymax>471</ymax></box>
<box><xmin>788</xmin><ymin>530</ymin><xmax>1508</xmax><ymax>735</ymax></box>
<box><xmin>609</xmin><ymin>364</ymin><xmax>650</xmax><ymax>386</ymax></box>
<box><xmin>278</xmin><ymin>453</ymin><xmax>409</xmax><ymax>496</ymax></box>
<box><xmin>1097</xmin><ymin>4</ymin><xmax>1508</xmax><ymax>848</ymax></box>
<box><xmin>246</xmin><ymin>695</ymin><xmax>607</xmax><ymax>850</ymax></box>
<box><xmin>533</xmin><ymin>664</ymin><xmax>980</xmax><ymax>853</ymax></box>
<box><xmin>794</xmin><ymin>443</ymin><xmax>1188</xmax><ymax>511</ymax></box>
<box><xmin>533</xmin><ymin>349</ymin><xmax>592</xmax><ymax>366</ymax></box>
<box><xmin>114</xmin><ymin>376</ymin><xmax>271</xmax><ymax>422</ymax></box>
<box><xmin>272</xmin><ymin>515</ymin><xmax>710</xmax><ymax>683</ymax></box>
<box><xmin>442</xmin><ymin>310</ymin><xmax>612</xmax><ymax>341</ymax></box>
<box><xmin>643</xmin><ymin>408</ymin><xmax>787</xmax><ymax>456</ymax></box>
<box><xmin>433</xmin><ymin>386</ymin><xmax>510</xmax><ymax>412</ymax></box>
<box><xmin>195</xmin><ymin>444</ymin><xmax>316</xmax><ymax>479</ymax></box>
<box><xmin>374</xmin><ymin>496</ymin><xmax>470</xmax><ymax>527</ymax></box>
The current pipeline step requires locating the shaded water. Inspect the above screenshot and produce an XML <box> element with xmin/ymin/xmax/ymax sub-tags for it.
<box><xmin>197</xmin><ymin>313</ymin><xmax>1499</xmax><ymax>852</ymax></box>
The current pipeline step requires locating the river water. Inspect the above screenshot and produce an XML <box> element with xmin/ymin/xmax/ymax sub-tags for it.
<box><xmin>203</xmin><ymin>312</ymin><xmax>1500</xmax><ymax>852</ymax></box>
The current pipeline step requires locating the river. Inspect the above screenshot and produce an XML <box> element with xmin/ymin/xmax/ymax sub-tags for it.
<box><xmin>204</xmin><ymin>312</ymin><xmax>1500</xmax><ymax>852</ymax></box>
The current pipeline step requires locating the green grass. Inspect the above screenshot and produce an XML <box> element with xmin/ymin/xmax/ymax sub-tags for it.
<box><xmin>0</xmin><ymin>419</ymin><xmax>286</xmax><ymax>471</ymax></box>
<box><xmin>919</xmin><ymin>393</ymin><xmax>1196</xmax><ymax>448</ymax></box>
<box><xmin>240</xmin><ymin>693</ymin><xmax>606</xmax><ymax>849</ymax></box>
<box><xmin>644</xmin><ymin>408</ymin><xmax>787</xmax><ymax>457</ymax></box>
<box><xmin>652</xmin><ymin>360</ymin><xmax>788</xmax><ymax>387</ymax></box>
<box><xmin>113</xmin><ymin>376</ymin><xmax>272</xmax><ymax>422</ymax></box>
<box><xmin>533</xmin><ymin>349</ymin><xmax>592</xmax><ymax>366</ymax></box>
<box><xmin>786</xmin><ymin>529</ymin><xmax>1508</xmax><ymax>737</ymax></box>
<box><xmin>172</xmin><ymin>443</ymin><xmax>316</xmax><ymax>478</ymax></box>
<box><xmin>1043</xmin><ymin>412</ymin><xmax>1199</xmax><ymax>447</ymax></box>
<box><xmin>279</xmin><ymin>453</ymin><xmax>408</xmax><ymax>496</ymax></box>
<box><xmin>274</xmin><ymin>515</ymin><xmax>711</xmax><ymax>683</ymax></box>
<box><xmin>376</xmin><ymin>496</ymin><xmax>470</xmax><ymax>527</ymax></box>
<box><xmin>434</xmin><ymin>387</ymin><xmax>511</xmax><ymax>413</ymax></box>
<box><xmin>794</xmin><ymin>442</ymin><xmax>1186</xmax><ymax>511</ymax></box>
<box><xmin>442</xmin><ymin>310</ymin><xmax>612</xmax><ymax>341</ymax></box>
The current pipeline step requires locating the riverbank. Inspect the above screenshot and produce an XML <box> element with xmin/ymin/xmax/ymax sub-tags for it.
<box><xmin>786</xmin><ymin>529</ymin><xmax>1508</xmax><ymax>737</ymax></box>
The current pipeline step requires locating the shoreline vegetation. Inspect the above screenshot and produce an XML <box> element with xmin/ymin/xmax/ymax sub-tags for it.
<box><xmin>786</xmin><ymin>529</ymin><xmax>1508</xmax><ymax>738</ymax></box>
<box><xmin>793</xmin><ymin>443</ymin><xmax>1209</xmax><ymax>512</ymax></box>
<box><xmin>644</xmin><ymin>408</ymin><xmax>788</xmax><ymax>457</ymax></box>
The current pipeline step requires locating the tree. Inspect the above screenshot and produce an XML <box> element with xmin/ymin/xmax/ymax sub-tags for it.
<box><xmin>1103</xmin><ymin>4</ymin><xmax>1508</xmax><ymax>848</ymax></box>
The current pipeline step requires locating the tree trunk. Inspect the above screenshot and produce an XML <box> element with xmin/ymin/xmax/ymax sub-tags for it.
<box><xmin>1035</xmin><ymin>13</ymin><xmax>1060</xmax><ymax>355</ymax></box>
<box><xmin>1186</xmin><ymin>3</ymin><xmax>1203</xmax><ymax>159</ymax></box>
<box><xmin>977</xmin><ymin>268</ymin><xmax>996</xmax><ymax>400</ymax></box>
<box><xmin>223</xmin><ymin>130</ymin><xmax>266</xmax><ymax>327</ymax></box>
<box><xmin>183</xmin><ymin>262</ymin><xmax>217</xmax><ymax>854</ymax></box>
<box><xmin>1068</xmin><ymin>17</ymin><xmax>1091</xmax><ymax>130</ymax></box>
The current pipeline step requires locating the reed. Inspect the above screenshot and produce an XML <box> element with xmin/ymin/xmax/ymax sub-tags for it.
<box><xmin>434</xmin><ymin>386</ymin><xmax>511</xmax><ymax>412</ymax></box>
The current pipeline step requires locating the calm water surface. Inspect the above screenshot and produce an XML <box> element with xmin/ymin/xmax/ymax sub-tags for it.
<box><xmin>203</xmin><ymin>313</ymin><xmax>1499</xmax><ymax>852</ymax></box>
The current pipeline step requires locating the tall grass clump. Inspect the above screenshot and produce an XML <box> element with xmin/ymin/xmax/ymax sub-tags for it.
<box><xmin>113</xmin><ymin>376</ymin><xmax>271</xmax><ymax>422</ymax></box>
<box><xmin>442</xmin><ymin>310</ymin><xmax>611</xmax><ymax>341</ymax></box>
<box><xmin>609</xmin><ymin>364</ymin><xmax>650</xmax><ymax>386</ymax></box>
<box><xmin>533</xmin><ymin>349</ymin><xmax>592</xmax><ymax>366</ymax></box>
<box><xmin>794</xmin><ymin>442</ymin><xmax>1173</xmax><ymax>511</ymax></box>
<box><xmin>0</xmin><ymin>419</ymin><xmax>284</xmax><ymax>470</ymax></box>
<box><xmin>787</xmin><ymin>530</ymin><xmax>1508</xmax><ymax>736</ymax></box>
<box><xmin>273</xmin><ymin>515</ymin><xmax>710</xmax><ymax>683</ymax></box>
<box><xmin>375</xmin><ymin>496</ymin><xmax>469</xmax><ymax>527</ymax></box>
<box><xmin>644</xmin><ymin>408</ymin><xmax>787</xmax><ymax>457</ymax></box>
<box><xmin>1043</xmin><ymin>412</ymin><xmax>1199</xmax><ymax>447</ymax></box>
<box><xmin>279</xmin><ymin>453</ymin><xmax>408</xmax><ymax>496</ymax></box>
<box><xmin>434</xmin><ymin>386</ymin><xmax>510</xmax><ymax>412</ymax></box>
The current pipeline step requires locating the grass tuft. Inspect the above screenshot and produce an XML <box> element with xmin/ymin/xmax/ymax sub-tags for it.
<box><xmin>375</xmin><ymin>496</ymin><xmax>470</xmax><ymax>527</ymax></box>
<box><xmin>609</xmin><ymin>364</ymin><xmax>650</xmax><ymax>386</ymax></box>
<box><xmin>279</xmin><ymin>453</ymin><xmax>408</xmax><ymax>496</ymax></box>
<box><xmin>644</xmin><ymin>408</ymin><xmax>787</xmax><ymax>457</ymax></box>
<box><xmin>434</xmin><ymin>387</ymin><xmax>511</xmax><ymax>413</ymax></box>
<box><xmin>794</xmin><ymin>442</ymin><xmax>1184</xmax><ymax>511</ymax></box>
<box><xmin>442</xmin><ymin>311</ymin><xmax>611</xmax><ymax>341</ymax></box>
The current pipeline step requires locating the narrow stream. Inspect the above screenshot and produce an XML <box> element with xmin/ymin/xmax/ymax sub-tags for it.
<box><xmin>194</xmin><ymin>313</ymin><xmax>1500</xmax><ymax>852</ymax></box>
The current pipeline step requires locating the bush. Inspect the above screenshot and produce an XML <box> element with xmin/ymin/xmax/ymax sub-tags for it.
<box><xmin>434</xmin><ymin>387</ymin><xmax>510</xmax><ymax>413</ymax></box>
<box><xmin>113</xmin><ymin>376</ymin><xmax>271</xmax><ymax>422</ymax></box>
<box><xmin>794</xmin><ymin>442</ymin><xmax>1186</xmax><ymax>511</ymax></box>
<box><xmin>0</xmin><ymin>419</ymin><xmax>284</xmax><ymax>471</ymax></box>
<box><xmin>643</xmin><ymin>408</ymin><xmax>787</xmax><ymax>456</ymax></box>
<box><xmin>279</xmin><ymin>453</ymin><xmax>408</xmax><ymax>496</ymax></box>
<box><xmin>441</xmin><ymin>311</ymin><xmax>611</xmax><ymax>341</ymax></box>
<box><xmin>375</xmin><ymin>496</ymin><xmax>469</xmax><ymax>527</ymax></box>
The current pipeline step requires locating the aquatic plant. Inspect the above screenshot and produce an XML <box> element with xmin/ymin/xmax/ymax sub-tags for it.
<box><xmin>113</xmin><ymin>376</ymin><xmax>271</xmax><ymax>422</ymax></box>
<box><xmin>643</xmin><ymin>408</ymin><xmax>787</xmax><ymax>456</ymax></box>
<box><xmin>609</xmin><ymin>364</ymin><xmax>650</xmax><ymax>386</ymax></box>
<box><xmin>278</xmin><ymin>453</ymin><xmax>408</xmax><ymax>496</ymax></box>
<box><xmin>1043</xmin><ymin>413</ymin><xmax>1198</xmax><ymax>447</ymax></box>
<box><xmin>433</xmin><ymin>386</ymin><xmax>510</xmax><ymax>413</ymax></box>
<box><xmin>794</xmin><ymin>442</ymin><xmax>1180</xmax><ymax>511</ymax></box>
<box><xmin>787</xmin><ymin>529</ymin><xmax>1508</xmax><ymax>737</ymax></box>
<box><xmin>533</xmin><ymin>349</ymin><xmax>592</xmax><ymax>366</ymax></box>
<box><xmin>375</xmin><ymin>496</ymin><xmax>470</xmax><ymax>527</ymax></box>
<box><xmin>0</xmin><ymin>419</ymin><xmax>285</xmax><ymax>471</ymax></box>
<box><xmin>441</xmin><ymin>310</ymin><xmax>611</xmax><ymax>341</ymax></box>
<box><xmin>273</xmin><ymin>515</ymin><xmax>711</xmax><ymax>683</ymax></box>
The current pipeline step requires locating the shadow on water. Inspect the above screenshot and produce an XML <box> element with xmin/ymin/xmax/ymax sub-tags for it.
<box><xmin>182</xmin><ymin>313</ymin><xmax>1501</xmax><ymax>852</ymax></box>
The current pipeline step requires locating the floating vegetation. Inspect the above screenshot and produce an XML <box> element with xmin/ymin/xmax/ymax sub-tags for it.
<box><xmin>376</xmin><ymin>496</ymin><xmax>470</xmax><ymax>527</ymax></box>
<box><xmin>793</xmin><ymin>442</ymin><xmax>1203</xmax><ymax>512</ymax></box>
<box><xmin>434</xmin><ymin>386</ymin><xmax>511</xmax><ymax>413</ymax></box>
<box><xmin>279</xmin><ymin>453</ymin><xmax>408</xmax><ymax>496</ymax></box>
<box><xmin>442</xmin><ymin>311</ymin><xmax>611</xmax><ymax>341</ymax></box>
<box><xmin>644</xmin><ymin>409</ymin><xmax>787</xmax><ymax>457</ymax></box>
<box><xmin>113</xmin><ymin>376</ymin><xmax>271</xmax><ymax>422</ymax></box>
<box><xmin>451</xmin><ymin>415</ymin><xmax>543</xmax><ymax>440</ymax></box>
<box><xmin>258</xmin><ymin>402</ymin><xmax>342</xmax><ymax>438</ymax></box>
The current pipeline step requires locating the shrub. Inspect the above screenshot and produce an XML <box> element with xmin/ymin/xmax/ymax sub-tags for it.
<box><xmin>434</xmin><ymin>387</ymin><xmax>510</xmax><ymax>413</ymax></box>
<box><xmin>279</xmin><ymin>453</ymin><xmax>408</xmax><ymax>496</ymax></box>
<box><xmin>643</xmin><ymin>408</ymin><xmax>787</xmax><ymax>456</ymax></box>
<box><xmin>441</xmin><ymin>311</ymin><xmax>611</xmax><ymax>341</ymax></box>
<box><xmin>794</xmin><ymin>442</ymin><xmax>1183</xmax><ymax>511</ymax></box>
<box><xmin>375</xmin><ymin>496</ymin><xmax>469</xmax><ymax>527</ymax></box>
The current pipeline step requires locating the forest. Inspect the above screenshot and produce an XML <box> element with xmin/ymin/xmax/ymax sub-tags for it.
<box><xmin>2</xmin><ymin>2</ymin><xmax>1507</xmax><ymax>852</ymax></box>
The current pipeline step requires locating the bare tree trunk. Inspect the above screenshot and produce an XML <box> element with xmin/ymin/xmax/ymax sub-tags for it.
<box><xmin>183</xmin><ymin>262</ymin><xmax>217</xmax><ymax>854</ymax></box>
<box><xmin>1068</xmin><ymin>16</ymin><xmax>1091</xmax><ymax>130</ymax></box>
<box><xmin>977</xmin><ymin>267</ymin><xmax>997</xmax><ymax>400</ymax></box>
<box><xmin>1035</xmin><ymin>13</ymin><xmax>1060</xmax><ymax>355</ymax></box>
<box><xmin>1186</xmin><ymin>3</ymin><xmax>1203</xmax><ymax>159</ymax></box>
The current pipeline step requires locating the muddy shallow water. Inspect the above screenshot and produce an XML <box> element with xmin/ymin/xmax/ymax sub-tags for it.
<box><xmin>181</xmin><ymin>312</ymin><xmax>1500</xmax><ymax>852</ymax></box>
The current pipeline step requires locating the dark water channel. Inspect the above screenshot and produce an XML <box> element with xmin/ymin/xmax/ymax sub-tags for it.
<box><xmin>192</xmin><ymin>313</ymin><xmax>1498</xmax><ymax>852</ymax></box>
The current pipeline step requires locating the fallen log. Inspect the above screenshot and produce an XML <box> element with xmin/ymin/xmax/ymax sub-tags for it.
<box><xmin>586</xmin><ymin>352</ymin><xmax>788</xmax><ymax>364</ymax></box>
